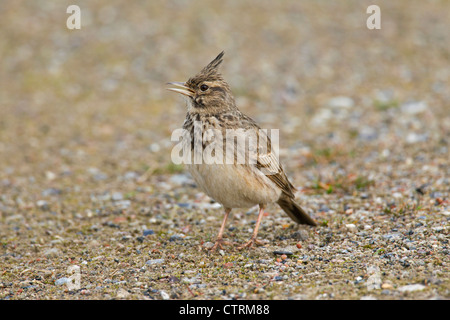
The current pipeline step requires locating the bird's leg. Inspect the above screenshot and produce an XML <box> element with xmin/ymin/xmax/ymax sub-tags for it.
<box><xmin>238</xmin><ymin>205</ymin><xmax>266</xmax><ymax>250</ymax></box>
<box><xmin>210</xmin><ymin>208</ymin><xmax>232</xmax><ymax>251</ymax></box>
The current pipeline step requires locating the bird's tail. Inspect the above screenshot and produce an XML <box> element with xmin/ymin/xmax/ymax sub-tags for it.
<box><xmin>277</xmin><ymin>195</ymin><xmax>317</xmax><ymax>226</ymax></box>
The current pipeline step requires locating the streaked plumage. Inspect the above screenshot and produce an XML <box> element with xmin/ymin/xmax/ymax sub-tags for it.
<box><xmin>168</xmin><ymin>52</ymin><xmax>317</xmax><ymax>250</ymax></box>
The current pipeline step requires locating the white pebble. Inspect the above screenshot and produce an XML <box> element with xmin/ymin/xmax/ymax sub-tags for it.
<box><xmin>160</xmin><ymin>290</ymin><xmax>170</xmax><ymax>300</ymax></box>
<box><xmin>398</xmin><ymin>284</ymin><xmax>426</xmax><ymax>292</ymax></box>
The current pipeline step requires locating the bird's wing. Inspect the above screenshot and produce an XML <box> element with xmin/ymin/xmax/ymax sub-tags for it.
<box><xmin>236</xmin><ymin>113</ymin><xmax>296</xmax><ymax>199</ymax></box>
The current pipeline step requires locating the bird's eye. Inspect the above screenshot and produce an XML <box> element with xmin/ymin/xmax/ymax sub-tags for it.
<box><xmin>200</xmin><ymin>84</ymin><xmax>209</xmax><ymax>91</ymax></box>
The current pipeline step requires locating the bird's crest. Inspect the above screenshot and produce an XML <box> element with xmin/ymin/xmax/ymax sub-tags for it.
<box><xmin>201</xmin><ymin>51</ymin><xmax>224</xmax><ymax>75</ymax></box>
<box><xmin>187</xmin><ymin>51</ymin><xmax>225</xmax><ymax>84</ymax></box>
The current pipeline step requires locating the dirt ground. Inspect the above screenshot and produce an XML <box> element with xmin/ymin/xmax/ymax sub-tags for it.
<box><xmin>0</xmin><ymin>1</ymin><xmax>448</xmax><ymax>300</ymax></box>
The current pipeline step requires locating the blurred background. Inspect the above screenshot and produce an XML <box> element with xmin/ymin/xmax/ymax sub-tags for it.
<box><xmin>1</xmin><ymin>0</ymin><xmax>448</xmax><ymax>176</ymax></box>
<box><xmin>0</xmin><ymin>0</ymin><xmax>448</xmax><ymax>209</ymax></box>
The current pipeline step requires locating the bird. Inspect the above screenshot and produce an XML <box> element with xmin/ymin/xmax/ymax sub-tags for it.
<box><xmin>167</xmin><ymin>51</ymin><xmax>317</xmax><ymax>250</ymax></box>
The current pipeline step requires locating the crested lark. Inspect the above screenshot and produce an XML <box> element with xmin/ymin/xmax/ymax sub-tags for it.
<box><xmin>167</xmin><ymin>51</ymin><xmax>317</xmax><ymax>250</ymax></box>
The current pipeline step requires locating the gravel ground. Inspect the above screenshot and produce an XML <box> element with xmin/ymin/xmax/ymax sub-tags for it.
<box><xmin>0</xmin><ymin>1</ymin><xmax>449</xmax><ymax>300</ymax></box>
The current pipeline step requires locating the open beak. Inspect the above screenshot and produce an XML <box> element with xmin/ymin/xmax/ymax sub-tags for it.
<box><xmin>166</xmin><ymin>82</ymin><xmax>194</xmax><ymax>97</ymax></box>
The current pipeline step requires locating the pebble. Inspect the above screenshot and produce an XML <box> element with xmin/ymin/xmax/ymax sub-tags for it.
<box><xmin>145</xmin><ymin>259</ymin><xmax>164</xmax><ymax>265</ymax></box>
<box><xmin>55</xmin><ymin>278</ymin><xmax>71</xmax><ymax>286</ymax></box>
<box><xmin>41</xmin><ymin>188</ymin><xmax>62</xmax><ymax>196</ymax></box>
<box><xmin>290</xmin><ymin>230</ymin><xmax>309</xmax><ymax>240</ymax></box>
<box><xmin>358</xmin><ymin>126</ymin><xmax>378</xmax><ymax>141</ymax></box>
<box><xmin>273</xmin><ymin>250</ymin><xmax>293</xmax><ymax>256</ymax></box>
<box><xmin>123</xmin><ymin>171</ymin><xmax>138</xmax><ymax>180</ymax></box>
<box><xmin>45</xmin><ymin>171</ymin><xmax>57</xmax><ymax>181</ymax></box>
<box><xmin>169</xmin><ymin>174</ymin><xmax>193</xmax><ymax>186</ymax></box>
<box><xmin>143</xmin><ymin>229</ymin><xmax>155</xmax><ymax>236</ymax></box>
<box><xmin>111</xmin><ymin>192</ymin><xmax>123</xmax><ymax>201</ymax></box>
<box><xmin>160</xmin><ymin>290</ymin><xmax>170</xmax><ymax>300</ymax></box>
<box><xmin>182</xmin><ymin>276</ymin><xmax>201</xmax><ymax>284</ymax></box>
<box><xmin>327</xmin><ymin>96</ymin><xmax>354</xmax><ymax>109</ymax></box>
<box><xmin>392</xmin><ymin>192</ymin><xmax>403</xmax><ymax>199</ymax></box>
<box><xmin>114</xmin><ymin>200</ymin><xmax>131</xmax><ymax>209</ymax></box>
<box><xmin>400</xmin><ymin>101</ymin><xmax>427</xmax><ymax>115</ymax></box>
<box><xmin>169</xmin><ymin>234</ymin><xmax>184</xmax><ymax>241</ymax></box>
<box><xmin>405</xmin><ymin>132</ymin><xmax>428</xmax><ymax>144</ymax></box>
<box><xmin>360</xmin><ymin>295</ymin><xmax>377</xmax><ymax>300</ymax></box>
<box><xmin>44</xmin><ymin>248</ymin><xmax>62</xmax><ymax>257</ymax></box>
<box><xmin>202</xmin><ymin>242</ymin><xmax>214</xmax><ymax>249</ymax></box>
<box><xmin>382</xmin><ymin>233</ymin><xmax>402</xmax><ymax>240</ymax></box>
<box><xmin>149</xmin><ymin>143</ymin><xmax>160</xmax><ymax>152</ymax></box>
<box><xmin>196</xmin><ymin>202</ymin><xmax>222</xmax><ymax>210</ymax></box>
<box><xmin>398</xmin><ymin>284</ymin><xmax>426</xmax><ymax>292</ymax></box>
<box><xmin>345</xmin><ymin>224</ymin><xmax>357</xmax><ymax>232</ymax></box>
<box><xmin>116</xmin><ymin>288</ymin><xmax>130</xmax><ymax>299</ymax></box>
<box><xmin>36</xmin><ymin>200</ymin><xmax>49</xmax><ymax>210</ymax></box>
<box><xmin>381</xmin><ymin>283</ymin><xmax>393</xmax><ymax>290</ymax></box>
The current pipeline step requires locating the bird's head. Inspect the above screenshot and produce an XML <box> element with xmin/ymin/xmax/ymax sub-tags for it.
<box><xmin>167</xmin><ymin>51</ymin><xmax>236</xmax><ymax>112</ymax></box>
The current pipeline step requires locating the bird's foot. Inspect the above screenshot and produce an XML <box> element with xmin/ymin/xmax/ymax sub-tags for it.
<box><xmin>210</xmin><ymin>238</ymin><xmax>232</xmax><ymax>251</ymax></box>
<box><xmin>237</xmin><ymin>237</ymin><xmax>265</xmax><ymax>250</ymax></box>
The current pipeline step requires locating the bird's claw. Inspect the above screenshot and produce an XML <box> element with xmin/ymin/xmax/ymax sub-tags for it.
<box><xmin>237</xmin><ymin>238</ymin><xmax>265</xmax><ymax>250</ymax></box>
<box><xmin>210</xmin><ymin>238</ymin><xmax>231</xmax><ymax>251</ymax></box>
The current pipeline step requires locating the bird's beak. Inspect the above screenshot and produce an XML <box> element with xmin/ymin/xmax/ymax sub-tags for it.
<box><xmin>166</xmin><ymin>82</ymin><xmax>194</xmax><ymax>97</ymax></box>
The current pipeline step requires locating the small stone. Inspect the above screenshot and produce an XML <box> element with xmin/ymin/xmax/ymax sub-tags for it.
<box><xmin>42</xmin><ymin>188</ymin><xmax>62</xmax><ymax>196</ymax></box>
<box><xmin>405</xmin><ymin>132</ymin><xmax>427</xmax><ymax>144</ymax></box>
<box><xmin>360</xmin><ymin>296</ymin><xmax>377</xmax><ymax>300</ymax></box>
<box><xmin>202</xmin><ymin>242</ymin><xmax>214</xmax><ymax>249</ymax></box>
<box><xmin>143</xmin><ymin>229</ymin><xmax>155</xmax><ymax>236</ymax></box>
<box><xmin>170</xmin><ymin>174</ymin><xmax>193</xmax><ymax>186</ymax></box>
<box><xmin>116</xmin><ymin>288</ymin><xmax>130</xmax><ymax>299</ymax></box>
<box><xmin>392</xmin><ymin>192</ymin><xmax>402</xmax><ymax>199</ymax></box>
<box><xmin>55</xmin><ymin>278</ymin><xmax>71</xmax><ymax>286</ymax></box>
<box><xmin>290</xmin><ymin>230</ymin><xmax>309</xmax><ymax>241</ymax></box>
<box><xmin>383</xmin><ymin>233</ymin><xmax>402</xmax><ymax>240</ymax></box>
<box><xmin>327</xmin><ymin>96</ymin><xmax>354</xmax><ymax>109</ymax></box>
<box><xmin>145</xmin><ymin>259</ymin><xmax>164</xmax><ymax>265</ymax></box>
<box><xmin>182</xmin><ymin>276</ymin><xmax>201</xmax><ymax>284</ymax></box>
<box><xmin>400</xmin><ymin>101</ymin><xmax>427</xmax><ymax>115</ymax></box>
<box><xmin>160</xmin><ymin>290</ymin><xmax>170</xmax><ymax>300</ymax></box>
<box><xmin>123</xmin><ymin>171</ymin><xmax>138</xmax><ymax>180</ymax></box>
<box><xmin>345</xmin><ymin>224</ymin><xmax>357</xmax><ymax>232</ymax></box>
<box><xmin>149</xmin><ymin>143</ymin><xmax>160</xmax><ymax>152</ymax></box>
<box><xmin>273</xmin><ymin>250</ymin><xmax>293</xmax><ymax>256</ymax></box>
<box><xmin>44</xmin><ymin>248</ymin><xmax>62</xmax><ymax>257</ymax></box>
<box><xmin>398</xmin><ymin>284</ymin><xmax>426</xmax><ymax>292</ymax></box>
<box><xmin>111</xmin><ymin>192</ymin><xmax>123</xmax><ymax>201</ymax></box>
<box><xmin>114</xmin><ymin>200</ymin><xmax>131</xmax><ymax>209</ymax></box>
<box><xmin>45</xmin><ymin>171</ymin><xmax>57</xmax><ymax>181</ymax></box>
<box><xmin>169</xmin><ymin>234</ymin><xmax>184</xmax><ymax>241</ymax></box>
<box><xmin>381</xmin><ymin>283</ymin><xmax>393</xmax><ymax>290</ymax></box>
<box><xmin>36</xmin><ymin>200</ymin><xmax>49</xmax><ymax>210</ymax></box>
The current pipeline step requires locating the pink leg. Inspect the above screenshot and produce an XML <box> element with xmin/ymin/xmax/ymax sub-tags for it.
<box><xmin>238</xmin><ymin>205</ymin><xmax>266</xmax><ymax>250</ymax></box>
<box><xmin>211</xmin><ymin>208</ymin><xmax>232</xmax><ymax>251</ymax></box>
